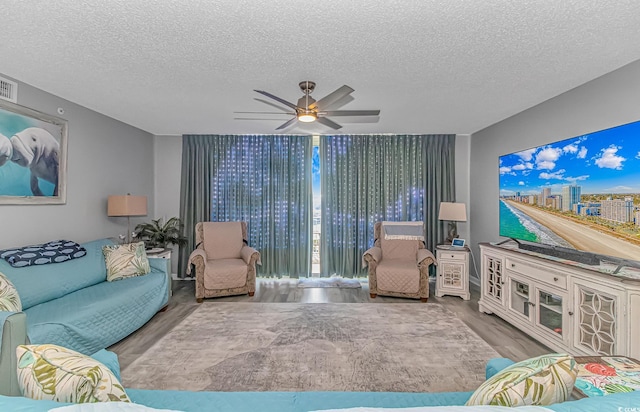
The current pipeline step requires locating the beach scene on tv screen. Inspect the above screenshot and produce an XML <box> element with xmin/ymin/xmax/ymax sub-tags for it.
<box><xmin>499</xmin><ymin>120</ymin><xmax>640</xmax><ymax>262</ymax></box>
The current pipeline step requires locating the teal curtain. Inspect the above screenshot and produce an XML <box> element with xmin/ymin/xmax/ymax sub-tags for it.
<box><xmin>320</xmin><ymin>134</ymin><xmax>456</xmax><ymax>277</ymax></box>
<box><xmin>179</xmin><ymin>135</ymin><xmax>312</xmax><ymax>278</ymax></box>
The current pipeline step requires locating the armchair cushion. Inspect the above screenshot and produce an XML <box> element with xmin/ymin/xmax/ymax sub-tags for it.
<box><xmin>203</xmin><ymin>259</ymin><xmax>248</xmax><ymax>290</ymax></box>
<box><xmin>376</xmin><ymin>260</ymin><xmax>420</xmax><ymax>294</ymax></box>
<box><xmin>202</xmin><ymin>222</ymin><xmax>243</xmax><ymax>260</ymax></box>
<box><xmin>380</xmin><ymin>237</ymin><xmax>420</xmax><ymax>261</ymax></box>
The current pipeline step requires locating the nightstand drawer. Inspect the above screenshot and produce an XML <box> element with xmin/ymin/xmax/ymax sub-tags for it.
<box><xmin>438</xmin><ymin>251</ymin><xmax>467</xmax><ymax>261</ymax></box>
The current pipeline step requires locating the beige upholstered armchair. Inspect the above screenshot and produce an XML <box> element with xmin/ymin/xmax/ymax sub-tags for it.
<box><xmin>362</xmin><ymin>222</ymin><xmax>436</xmax><ymax>302</ymax></box>
<box><xmin>187</xmin><ymin>221</ymin><xmax>261</xmax><ymax>303</ymax></box>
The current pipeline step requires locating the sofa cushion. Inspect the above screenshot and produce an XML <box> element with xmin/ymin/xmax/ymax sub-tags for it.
<box><xmin>25</xmin><ymin>268</ymin><xmax>169</xmax><ymax>355</ymax></box>
<box><xmin>0</xmin><ymin>271</ymin><xmax>21</xmax><ymax>311</ymax></box>
<box><xmin>466</xmin><ymin>353</ymin><xmax>577</xmax><ymax>407</ymax></box>
<box><xmin>102</xmin><ymin>242</ymin><xmax>150</xmax><ymax>282</ymax></box>
<box><xmin>16</xmin><ymin>344</ymin><xmax>130</xmax><ymax>403</ymax></box>
<box><xmin>0</xmin><ymin>239</ymin><xmax>115</xmax><ymax>310</ymax></box>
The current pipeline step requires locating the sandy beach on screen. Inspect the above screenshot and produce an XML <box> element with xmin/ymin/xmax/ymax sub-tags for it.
<box><xmin>505</xmin><ymin>200</ymin><xmax>640</xmax><ymax>261</ymax></box>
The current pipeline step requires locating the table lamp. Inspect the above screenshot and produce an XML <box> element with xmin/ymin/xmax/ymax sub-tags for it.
<box><xmin>107</xmin><ymin>194</ymin><xmax>147</xmax><ymax>243</ymax></box>
<box><xmin>438</xmin><ymin>202</ymin><xmax>467</xmax><ymax>243</ymax></box>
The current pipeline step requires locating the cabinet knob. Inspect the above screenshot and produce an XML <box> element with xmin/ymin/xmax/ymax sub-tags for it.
<box><xmin>553</xmin><ymin>277</ymin><xmax>559</xmax><ymax>281</ymax></box>
<box><xmin>568</xmin><ymin>311</ymin><xmax>574</xmax><ymax>316</ymax></box>
<box><xmin>511</xmin><ymin>263</ymin><xmax>515</xmax><ymax>268</ymax></box>
<box><xmin>450</xmin><ymin>255</ymin><xmax>455</xmax><ymax>258</ymax></box>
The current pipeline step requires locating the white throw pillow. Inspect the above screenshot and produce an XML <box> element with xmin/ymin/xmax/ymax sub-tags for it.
<box><xmin>0</xmin><ymin>270</ymin><xmax>21</xmax><ymax>311</ymax></box>
<box><xmin>17</xmin><ymin>344</ymin><xmax>131</xmax><ymax>403</ymax></box>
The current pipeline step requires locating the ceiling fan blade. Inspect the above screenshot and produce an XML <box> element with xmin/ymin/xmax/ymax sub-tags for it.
<box><xmin>254</xmin><ymin>98</ymin><xmax>293</xmax><ymax>112</ymax></box>
<box><xmin>234</xmin><ymin>111</ymin><xmax>297</xmax><ymax>115</ymax></box>
<box><xmin>321</xmin><ymin>110</ymin><xmax>380</xmax><ymax>117</ymax></box>
<box><xmin>276</xmin><ymin>117</ymin><xmax>298</xmax><ymax>130</ymax></box>
<box><xmin>309</xmin><ymin>85</ymin><xmax>354</xmax><ymax>110</ymax></box>
<box><xmin>254</xmin><ymin>90</ymin><xmax>299</xmax><ymax>110</ymax></box>
<box><xmin>234</xmin><ymin>117</ymin><xmax>293</xmax><ymax>121</ymax></box>
<box><xmin>316</xmin><ymin>117</ymin><xmax>342</xmax><ymax>130</ymax></box>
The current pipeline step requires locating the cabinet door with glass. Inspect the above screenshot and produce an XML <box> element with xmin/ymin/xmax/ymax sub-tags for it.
<box><xmin>507</xmin><ymin>274</ymin><xmax>533</xmax><ymax>323</ymax></box>
<box><xmin>534</xmin><ymin>286</ymin><xmax>569</xmax><ymax>346</ymax></box>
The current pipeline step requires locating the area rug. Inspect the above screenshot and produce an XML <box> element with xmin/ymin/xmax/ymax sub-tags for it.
<box><xmin>297</xmin><ymin>276</ymin><xmax>362</xmax><ymax>288</ymax></box>
<box><xmin>121</xmin><ymin>303</ymin><xmax>499</xmax><ymax>392</ymax></box>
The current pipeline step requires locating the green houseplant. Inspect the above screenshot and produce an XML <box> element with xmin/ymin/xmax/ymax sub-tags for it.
<box><xmin>134</xmin><ymin>217</ymin><xmax>188</xmax><ymax>249</ymax></box>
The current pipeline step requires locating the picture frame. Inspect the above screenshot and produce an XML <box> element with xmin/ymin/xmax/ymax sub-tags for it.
<box><xmin>0</xmin><ymin>100</ymin><xmax>67</xmax><ymax>204</ymax></box>
<box><xmin>451</xmin><ymin>238</ymin><xmax>466</xmax><ymax>247</ymax></box>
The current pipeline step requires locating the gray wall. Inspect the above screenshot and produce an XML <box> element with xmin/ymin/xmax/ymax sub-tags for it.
<box><xmin>469</xmin><ymin>59</ymin><xmax>640</xmax><ymax>277</ymax></box>
<box><xmin>0</xmin><ymin>74</ymin><xmax>155</xmax><ymax>248</ymax></box>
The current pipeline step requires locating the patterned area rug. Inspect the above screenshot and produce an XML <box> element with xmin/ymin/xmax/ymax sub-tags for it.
<box><xmin>121</xmin><ymin>303</ymin><xmax>499</xmax><ymax>392</ymax></box>
<box><xmin>297</xmin><ymin>276</ymin><xmax>363</xmax><ymax>288</ymax></box>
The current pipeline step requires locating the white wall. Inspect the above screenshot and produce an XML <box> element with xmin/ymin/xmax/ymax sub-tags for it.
<box><xmin>454</xmin><ymin>134</ymin><xmax>471</xmax><ymax>243</ymax></box>
<box><xmin>153</xmin><ymin>135</ymin><xmax>182</xmax><ymax>274</ymax></box>
<box><xmin>0</xmin><ymin>74</ymin><xmax>155</xmax><ymax>248</ymax></box>
<box><xmin>469</xmin><ymin>59</ymin><xmax>640</xmax><ymax>277</ymax></box>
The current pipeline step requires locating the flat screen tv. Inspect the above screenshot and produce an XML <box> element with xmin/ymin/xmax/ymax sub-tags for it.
<box><xmin>499</xmin><ymin>120</ymin><xmax>640</xmax><ymax>265</ymax></box>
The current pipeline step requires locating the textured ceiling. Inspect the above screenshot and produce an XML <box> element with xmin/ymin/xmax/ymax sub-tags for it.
<box><xmin>1</xmin><ymin>1</ymin><xmax>640</xmax><ymax>135</ymax></box>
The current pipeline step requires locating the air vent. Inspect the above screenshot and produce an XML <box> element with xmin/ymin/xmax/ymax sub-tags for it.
<box><xmin>0</xmin><ymin>77</ymin><xmax>18</xmax><ymax>103</ymax></box>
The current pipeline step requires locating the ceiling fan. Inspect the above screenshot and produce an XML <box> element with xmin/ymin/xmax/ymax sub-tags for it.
<box><xmin>237</xmin><ymin>81</ymin><xmax>380</xmax><ymax>130</ymax></box>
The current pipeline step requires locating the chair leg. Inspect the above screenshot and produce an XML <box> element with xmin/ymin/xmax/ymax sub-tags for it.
<box><xmin>248</xmin><ymin>291</ymin><xmax>255</xmax><ymax>297</ymax></box>
<box><xmin>196</xmin><ymin>298</ymin><xmax>203</xmax><ymax>303</ymax></box>
<box><xmin>420</xmin><ymin>297</ymin><xmax>428</xmax><ymax>303</ymax></box>
<box><xmin>370</xmin><ymin>293</ymin><xmax>377</xmax><ymax>298</ymax></box>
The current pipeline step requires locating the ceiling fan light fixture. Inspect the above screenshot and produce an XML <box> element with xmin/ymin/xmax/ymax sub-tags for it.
<box><xmin>298</xmin><ymin>111</ymin><xmax>317</xmax><ymax>123</ymax></box>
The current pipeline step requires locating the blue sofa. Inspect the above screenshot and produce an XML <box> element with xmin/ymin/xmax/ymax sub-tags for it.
<box><xmin>0</xmin><ymin>353</ymin><xmax>639</xmax><ymax>411</ymax></box>
<box><xmin>0</xmin><ymin>238</ymin><xmax>171</xmax><ymax>396</ymax></box>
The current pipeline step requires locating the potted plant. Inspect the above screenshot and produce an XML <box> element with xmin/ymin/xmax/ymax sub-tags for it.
<box><xmin>134</xmin><ymin>217</ymin><xmax>188</xmax><ymax>250</ymax></box>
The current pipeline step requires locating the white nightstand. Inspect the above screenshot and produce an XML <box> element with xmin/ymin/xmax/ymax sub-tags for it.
<box><xmin>146</xmin><ymin>249</ymin><xmax>171</xmax><ymax>260</ymax></box>
<box><xmin>435</xmin><ymin>245</ymin><xmax>470</xmax><ymax>300</ymax></box>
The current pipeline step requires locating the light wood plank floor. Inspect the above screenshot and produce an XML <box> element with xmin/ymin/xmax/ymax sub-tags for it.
<box><xmin>109</xmin><ymin>279</ymin><xmax>550</xmax><ymax>369</ymax></box>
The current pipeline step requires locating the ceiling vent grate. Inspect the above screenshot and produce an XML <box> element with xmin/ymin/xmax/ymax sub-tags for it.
<box><xmin>0</xmin><ymin>77</ymin><xmax>18</xmax><ymax>103</ymax></box>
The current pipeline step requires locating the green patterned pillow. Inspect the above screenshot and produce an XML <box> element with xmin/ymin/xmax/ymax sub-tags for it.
<box><xmin>102</xmin><ymin>242</ymin><xmax>150</xmax><ymax>282</ymax></box>
<box><xmin>16</xmin><ymin>344</ymin><xmax>130</xmax><ymax>403</ymax></box>
<box><xmin>0</xmin><ymin>270</ymin><xmax>21</xmax><ymax>311</ymax></box>
<box><xmin>466</xmin><ymin>353</ymin><xmax>577</xmax><ymax>406</ymax></box>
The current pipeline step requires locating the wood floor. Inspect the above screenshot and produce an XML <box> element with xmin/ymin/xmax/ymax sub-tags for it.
<box><xmin>109</xmin><ymin>278</ymin><xmax>550</xmax><ymax>370</ymax></box>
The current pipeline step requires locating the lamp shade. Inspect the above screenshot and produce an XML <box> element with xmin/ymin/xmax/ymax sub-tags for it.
<box><xmin>438</xmin><ymin>202</ymin><xmax>467</xmax><ymax>222</ymax></box>
<box><xmin>107</xmin><ymin>195</ymin><xmax>147</xmax><ymax>217</ymax></box>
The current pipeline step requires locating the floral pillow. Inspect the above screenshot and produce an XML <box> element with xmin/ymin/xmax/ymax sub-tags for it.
<box><xmin>466</xmin><ymin>353</ymin><xmax>577</xmax><ymax>406</ymax></box>
<box><xmin>102</xmin><ymin>242</ymin><xmax>150</xmax><ymax>282</ymax></box>
<box><xmin>0</xmin><ymin>271</ymin><xmax>21</xmax><ymax>311</ymax></box>
<box><xmin>16</xmin><ymin>344</ymin><xmax>130</xmax><ymax>403</ymax></box>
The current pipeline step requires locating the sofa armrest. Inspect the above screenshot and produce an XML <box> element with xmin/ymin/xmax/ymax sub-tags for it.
<box><xmin>417</xmin><ymin>249</ymin><xmax>436</xmax><ymax>267</ymax></box>
<box><xmin>362</xmin><ymin>246</ymin><xmax>382</xmax><ymax>268</ymax></box>
<box><xmin>0</xmin><ymin>311</ymin><xmax>28</xmax><ymax>396</ymax></box>
<box><xmin>485</xmin><ymin>357</ymin><xmax>515</xmax><ymax>379</ymax></box>
<box><xmin>241</xmin><ymin>246</ymin><xmax>261</xmax><ymax>266</ymax></box>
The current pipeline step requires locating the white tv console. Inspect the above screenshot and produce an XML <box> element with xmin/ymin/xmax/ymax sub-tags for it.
<box><xmin>479</xmin><ymin>242</ymin><xmax>640</xmax><ymax>358</ymax></box>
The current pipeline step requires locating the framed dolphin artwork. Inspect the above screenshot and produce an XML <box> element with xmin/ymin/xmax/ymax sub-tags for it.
<box><xmin>0</xmin><ymin>101</ymin><xmax>67</xmax><ymax>204</ymax></box>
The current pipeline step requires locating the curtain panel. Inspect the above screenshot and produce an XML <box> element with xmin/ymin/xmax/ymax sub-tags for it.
<box><xmin>178</xmin><ymin>134</ymin><xmax>312</xmax><ymax>278</ymax></box>
<box><xmin>320</xmin><ymin>134</ymin><xmax>455</xmax><ymax>277</ymax></box>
